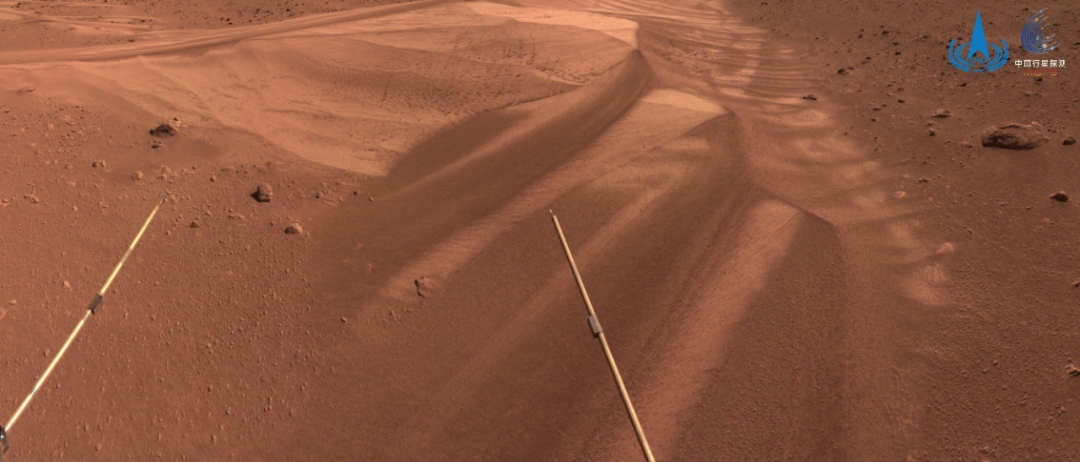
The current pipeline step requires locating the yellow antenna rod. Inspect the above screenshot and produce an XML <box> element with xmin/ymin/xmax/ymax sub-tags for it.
<box><xmin>2</xmin><ymin>200</ymin><xmax>163</xmax><ymax>449</ymax></box>
<box><xmin>550</xmin><ymin>212</ymin><xmax>656</xmax><ymax>462</ymax></box>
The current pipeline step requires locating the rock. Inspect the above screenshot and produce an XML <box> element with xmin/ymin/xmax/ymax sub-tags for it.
<box><xmin>228</xmin><ymin>213</ymin><xmax>245</xmax><ymax>220</ymax></box>
<box><xmin>284</xmin><ymin>223</ymin><xmax>303</xmax><ymax>235</ymax></box>
<box><xmin>837</xmin><ymin>66</ymin><xmax>854</xmax><ymax>75</ymax></box>
<box><xmin>415</xmin><ymin>277</ymin><xmax>433</xmax><ymax>298</ymax></box>
<box><xmin>25</xmin><ymin>194</ymin><xmax>39</xmax><ymax>204</ymax></box>
<box><xmin>1051</xmin><ymin>191</ymin><xmax>1069</xmax><ymax>202</ymax></box>
<box><xmin>132</xmin><ymin>171</ymin><xmax>144</xmax><ymax>181</ymax></box>
<box><xmin>149</xmin><ymin>123</ymin><xmax>178</xmax><ymax>137</ymax></box>
<box><xmin>7</xmin><ymin>299</ymin><xmax>16</xmax><ymax>305</ymax></box>
<box><xmin>1069</xmin><ymin>364</ymin><xmax>1080</xmax><ymax>377</ymax></box>
<box><xmin>802</xmin><ymin>94</ymin><xmax>818</xmax><ymax>100</ymax></box>
<box><xmin>253</xmin><ymin>183</ymin><xmax>273</xmax><ymax>202</ymax></box>
<box><xmin>932</xmin><ymin>109</ymin><xmax>951</xmax><ymax>118</ymax></box>
<box><xmin>1072</xmin><ymin>278</ymin><xmax>1080</xmax><ymax>288</ymax></box>
<box><xmin>928</xmin><ymin>128</ymin><xmax>937</xmax><ymax>136</ymax></box>
<box><xmin>960</xmin><ymin>140</ymin><xmax>973</xmax><ymax>148</ymax></box>
<box><xmin>340</xmin><ymin>317</ymin><xmax>347</xmax><ymax>323</ymax></box>
<box><xmin>1065</xmin><ymin>137</ymin><xmax>1077</xmax><ymax>146</ymax></box>
<box><xmin>92</xmin><ymin>160</ymin><xmax>106</xmax><ymax>168</ymax></box>
<box><xmin>63</xmin><ymin>281</ymin><xmax>72</xmax><ymax>292</ymax></box>
<box><xmin>190</xmin><ymin>221</ymin><xmax>200</xmax><ymax>229</ymax></box>
<box><xmin>981</xmin><ymin>122</ymin><xmax>1048</xmax><ymax>150</ymax></box>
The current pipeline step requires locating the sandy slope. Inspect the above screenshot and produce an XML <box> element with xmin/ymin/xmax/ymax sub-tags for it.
<box><xmin>0</xmin><ymin>0</ymin><xmax>1075</xmax><ymax>460</ymax></box>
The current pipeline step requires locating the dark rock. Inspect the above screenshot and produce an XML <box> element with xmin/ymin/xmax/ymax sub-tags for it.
<box><xmin>149</xmin><ymin>123</ymin><xmax>178</xmax><ymax>137</ymax></box>
<box><xmin>190</xmin><ymin>221</ymin><xmax>200</xmax><ymax>228</ymax></box>
<box><xmin>415</xmin><ymin>277</ymin><xmax>433</xmax><ymax>298</ymax></box>
<box><xmin>981</xmin><ymin>122</ymin><xmax>1048</xmax><ymax>150</ymax></box>
<box><xmin>1051</xmin><ymin>191</ymin><xmax>1069</xmax><ymax>202</ymax></box>
<box><xmin>1065</xmin><ymin>137</ymin><xmax>1077</xmax><ymax>146</ymax></box>
<box><xmin>253</xmin><ymin>183</ymin><xmax>273</xmax><ymax>202</ymax></box>
<box><xmin>802</xmin><ymin>94</ymin><xmax>818</xmax><ymax>100</ymax></box>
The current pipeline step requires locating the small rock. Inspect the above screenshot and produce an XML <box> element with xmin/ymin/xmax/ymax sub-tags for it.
<box><xmin>1050</xmin><ymin>191</ymin><xmax>1069</xmax><ymax>202</ymax></box>
<box><xmin>132</xmin><ymin>171</ymin><xmax>144</xmax><ymax>181</ymax></box>
<box><xmin>8</xmin><ymin>299</ymin><xmax>16</xmax><ymax>305</ymax></box>
<box><xmin>149</xmin><ymin>123</ymin><xmax>178</xmax><ymax>137</ymax></box>
<box><xmin>151</xmin><ymin>140</ymin><xmax>164</xmax><ymax>149</ymax></box>
<box><xmin>1064</xmin><ymin>137</ymin><xmax>1077</xmax><ymax>146</ymax></box>
<box><xmin>340</xmin><ymin>317</ymin><xmax>347</xmax><ymax>323</ymax></box>
<box><xmin>228</xmin><ymin>213</ymin><xmax>245</xmax><ymax>220</ymax></box>
<box><xmin>25</xmin><ymin>194</ymin><xmax>39</xmax><ymax>204</ymax></box>
<box><xmin>1068</xmin><ymin>364</ymin><xmax>1080</xmax><ymax>377</ymax></box>
<box><xmin>918</xmin><ymin>178</ymin><xmax>930</xmax><ymax>183</ymax></box>
<box><xmin>63</xmin><ymin>281</ymin><xmax>72</xmax><ymax>291</ymax></box>
<box><xmin>981</xmin><ymin>122</ymin><xmax>1048</xmax><ymax>150</ymax></box>
<box><xmin>837</xmin><ymin>66</ymin><xmax>854</xmax><ymax>75</ymax></box>
<box><xmin>1072</xmin><ymin>278</ymin><xmax>1080</xmax><ymax>288</ymax></box>
<box><xmin>802</xmin><ymin>94</ymin><xmax>818</xmax><ymax>100</ymax></box>
<box><xmin>932</xmin><ymin>109</ymin><xmax>951</xmax><ymax>118</ymax></box>
<box><xmin>415</xmin><ymin>277</ymin><xmax>433</xmax><ymax>298</ymax></box>
<box><xmin>92</xmin><ymin>160</ymin><xmax>106</xmax><ymax>168</ymax></box>
<box><xmin>960</xmin><ymin>140</ymin><xmax>973</xmax><ymax>148</ymax></box>
<box><xmin>285</xmin><ymin>223</ymin><xmax>303</xmax><ymax>235</ymax></box>
<box><xmin>928</xmin><ymin>128</ymin><xmax>937</xmax><ymax>136</ymax></box>
<box><xmin>190</xmin><ymin>221</ymin><xmax>200</xmax><ymax>228</ymax></box>
<box><xmin>253</xmin><ymin>183</ymin><xmax>273</xmax><ymax>202</ymax></box>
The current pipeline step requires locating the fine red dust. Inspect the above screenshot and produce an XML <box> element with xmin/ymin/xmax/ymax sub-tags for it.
<box><xmin>0</xmin><ymin>0</ymin><xmax>1077</xmax><ymax>460</ymax></box>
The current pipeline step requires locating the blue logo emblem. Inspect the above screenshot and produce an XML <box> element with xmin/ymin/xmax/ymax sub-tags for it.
<box><xmin>949</xmin><ymin>11</ymin><xmax>1009</xmax><ymax>73</ymax></box>
<box><xmin>1021</xmin><ymin>9</ymin><xmax>1059</xmax><ymax>54</ymax></box>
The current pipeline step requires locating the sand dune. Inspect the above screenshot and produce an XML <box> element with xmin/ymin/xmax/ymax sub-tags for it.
<box><xmin>5</xmin><ymin>0</ymin><xmax>1071</xmax><ymax>460</ymax></box>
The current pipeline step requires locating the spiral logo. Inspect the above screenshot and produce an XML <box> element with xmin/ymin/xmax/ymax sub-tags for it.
<box><xmin>1021</xmin><ymin>9</ymin><xmax>1059</xmax><ymax>54</ymax></box>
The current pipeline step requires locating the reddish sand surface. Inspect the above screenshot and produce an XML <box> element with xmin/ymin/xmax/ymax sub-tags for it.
<box><xmin>0</xmin><ymin>0</ymin><xmax>1078</xmax><ymax>460</ymax></box>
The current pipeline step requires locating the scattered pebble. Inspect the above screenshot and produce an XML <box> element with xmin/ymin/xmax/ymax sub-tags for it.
<box><xmin>1050</xmin><ymin>191</ymin><xmax>1069</xmax><ymax>202</ymax></box>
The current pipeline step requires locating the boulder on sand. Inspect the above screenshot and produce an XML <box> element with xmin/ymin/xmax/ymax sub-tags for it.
<box><xmin>981</xmin><ymin>122</ymin><xmax>1048</xmax><ymax>150</ymax></box>
<box><xmin>149</xmin><ymin>122</ymin><xmax>178</xmax><ymax>137</ymax></box>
